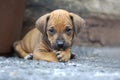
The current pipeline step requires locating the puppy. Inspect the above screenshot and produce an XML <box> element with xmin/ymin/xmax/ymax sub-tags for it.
<box><xmin>13</xmin><ymin>9</ymin><xmax>85</xmax><ymax>62</ymax></box>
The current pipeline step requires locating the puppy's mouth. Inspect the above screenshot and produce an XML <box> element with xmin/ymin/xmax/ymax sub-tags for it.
<box><xmin>51</xmin><ymin>43</ymin><xmax>70</xmax><ymax>51</ymax></box>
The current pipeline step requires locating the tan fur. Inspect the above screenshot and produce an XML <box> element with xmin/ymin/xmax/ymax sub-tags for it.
<box><xmin>13</xmin><ymin>9</ymin><xmax>85</xmax><ymax>62</ymax></box>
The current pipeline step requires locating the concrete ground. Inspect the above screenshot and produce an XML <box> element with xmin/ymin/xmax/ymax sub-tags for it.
<box><xmin>0</xmin><ymin>46</ymin><xmax>120</xmax><ymax>80</ymax></box>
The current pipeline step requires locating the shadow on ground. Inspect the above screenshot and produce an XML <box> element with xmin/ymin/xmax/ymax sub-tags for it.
<box><xmin>0</xmin><ymin>46</ymin><xmax>120</xmax><ymax>80</ymax></box>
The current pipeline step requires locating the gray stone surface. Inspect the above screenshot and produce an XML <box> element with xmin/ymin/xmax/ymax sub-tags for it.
<box><xmin>0</xmin><ymin>47</ymin><xmax>120</xmax><ymax>80</ymax></box>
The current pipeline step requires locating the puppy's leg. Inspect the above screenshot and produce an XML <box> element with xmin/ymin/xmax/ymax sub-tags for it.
<box><xmin>56</xmin><ymin>49</ymin><xmax>71</xmax><ymax>62</ymax></box>
<box><xmin>24</xmin><ymin>53</ymin><xmax>33</xmax><ymax>59</ymax></box>
<box><xmin>33</xmin><ymin>51</ymin><xmax>58</xmax><ymax>62</ymax></box>
<box><xmin>14</xmin><ymin>41</ymin><xmax>28</xmax><ymax>58</ymax></box>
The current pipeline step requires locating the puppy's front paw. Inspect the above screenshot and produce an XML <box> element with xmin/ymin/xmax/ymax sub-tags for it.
<box><xmin>24</xmin><ymin>53</ymin><xmax>33</xmax><ymax>60</ymax></box>
<box><xmin>56</xmin><ymin>51</ymin><xmax>71</xmax><ymax>62</ymax></box>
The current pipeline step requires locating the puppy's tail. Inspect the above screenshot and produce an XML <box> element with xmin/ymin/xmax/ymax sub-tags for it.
<box><xmin>13</xmin><ymin>41</ymin><xmax>21</xmax><ymax>48</ymax></box>
<box><xmin>13</xmin><ymin>41</ymin><xmax>22</xmax><ymax>57</ymax></box>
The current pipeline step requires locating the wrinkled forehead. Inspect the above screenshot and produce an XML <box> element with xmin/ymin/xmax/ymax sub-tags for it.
<box><xmin>47</xmin><ymin>10</ymin><xmax>73</xmax><ymax>28</ymax></box>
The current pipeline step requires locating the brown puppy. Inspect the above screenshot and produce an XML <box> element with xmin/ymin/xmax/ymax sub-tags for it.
<box><xmin>13</xmin><ymin>9</ymin><xmax>85</xmax><ymax>62</ymax></box>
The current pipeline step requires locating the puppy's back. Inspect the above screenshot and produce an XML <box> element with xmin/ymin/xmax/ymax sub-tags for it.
<box><xmin>21</xmin><ymin>28</ymin><xmax>42</xmax><ymax>53</ymax></box>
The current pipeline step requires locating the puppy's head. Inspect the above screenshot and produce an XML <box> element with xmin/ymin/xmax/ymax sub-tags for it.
<box><xmin>36</xmin><ymin>9</ymin><xmax>85</xmax><ymax>51</ymax></box>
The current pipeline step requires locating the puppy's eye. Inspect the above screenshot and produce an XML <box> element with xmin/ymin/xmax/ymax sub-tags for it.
<box><xmin>65</xmin><ymin>28</ymin><xmax>72</xmax><ymax>35</ymax></box>
<box><xmin>48</xmin><ymin>28</ymin><xmax>55</xmax><ymax>35</ymax></box>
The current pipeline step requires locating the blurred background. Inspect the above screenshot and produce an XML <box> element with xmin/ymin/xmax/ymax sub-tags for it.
<box><xmin>23</xmin><ymin>0</ymin><xmax>120</xmax><ymax>47</ymax></box>
<box><xmin>0</xmin><ymin>0</ymin><xmax>120</xmax><ymax>56</ymax></box>
<box><xmin>0</xmin><ymin>1</ymin><xmax>120</xmax><ymax>79</ymax></box>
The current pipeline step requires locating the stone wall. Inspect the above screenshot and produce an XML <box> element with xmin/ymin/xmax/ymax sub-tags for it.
<box><xmin>23</xmin><ymin>0</ymin><xmax>120</xmax><ymax>47</ymax></box>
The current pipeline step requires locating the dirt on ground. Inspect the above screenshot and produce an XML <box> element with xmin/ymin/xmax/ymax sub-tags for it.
<box><xmin>0</xmin><ymin>46</ymin><xmax>120</xmax><ymax>80</ymax></box>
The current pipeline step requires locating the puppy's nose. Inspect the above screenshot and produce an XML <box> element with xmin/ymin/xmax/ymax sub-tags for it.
<box><xmin>57</xmin><ymin>40</ymin><xmax>64</xmax><ymax>48</ymax></box>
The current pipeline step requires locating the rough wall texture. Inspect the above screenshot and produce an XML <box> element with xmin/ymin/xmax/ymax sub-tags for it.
<box><xmin>23</xmin><ymin>0</ymin><xmax>120</xmax><ymax>47</ymax></box>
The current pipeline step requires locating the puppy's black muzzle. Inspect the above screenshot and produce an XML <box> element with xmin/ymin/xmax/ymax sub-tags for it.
<box><xmin>56</xmin><ymin>40</ymin><xmax>64</xmax><ymax>49</ymax></box>
<box><xmin>52</xmin><ymin>39</ymin><xmax>70</xmax><ymax>51</ymax></box>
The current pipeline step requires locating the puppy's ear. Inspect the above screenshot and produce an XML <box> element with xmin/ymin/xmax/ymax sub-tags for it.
<box><xmin>70</xmin><ymin>13</ymin><xmax>85</xmax><ymax>37</ymax></box>
<box><xmin>35</xmin><ymin>14</ymin><xmax>50</xmax><ymax>35</ymax></box>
